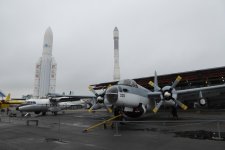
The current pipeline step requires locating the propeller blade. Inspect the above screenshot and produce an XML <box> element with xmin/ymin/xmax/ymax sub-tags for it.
<box><xmin>173</xmin><ymin>99</ymin><xmax>188</xmax><ymax>110</ymax></box>
<box><xmin>88</xmin><ymin>98</ymin><xmax>97</xmax><ymax>112</ymax></box>
<box><xmin>152</xmin><ymin>100</ymin><xmax>163</xmax><ymax>113</ymax></box>
<box><xmin>107</xmin><ymin>84</ymin><xmax>112</xmax><ymax>88</ymax></box>
<box><xmin>101</xmin><ymin>84</ymin><xmax>112</xmax><ymax>96</ymax></box>
<box><xmin>88</xmin><ymin>86</ymin><xmax>99</xmax><ymax>97</ymax></box>
<box><xmin>103</xmin><ymin>103</ymin><xmax>112</xmax><ymax>113</ymax></box>
<box><xmin>171</xmin><ymin>76</ymin><xmax>182</xmax><ymax>89</ymax></box>
<box><xmin>148</xmin><ymin>81</ymin><xmax>161</xmax><ymax>91</ymax></box>
<box><xmin>88</xmin><ymin>103</ymin><xmax>102</xmax><ymax>112</ymax></box>
<box><xmin>88</xmin><ymin>104</ymin><xmax>95</xmax><ymax>112</ymax></box>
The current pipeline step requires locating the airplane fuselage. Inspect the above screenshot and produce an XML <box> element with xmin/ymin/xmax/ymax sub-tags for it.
<box><xmin>17</xmin><ymin>98</ymin><xmax>86</xmax><ymax>115</ymax></box>
<box><xmin>18</xmin><ymin>99</ymin><xmax>50</xmax><ymax>113</ymax></box>
<box><xmin>105</xmin><ymin>84</ymin><xmax>151</xmax><ymax>118</ymax></box>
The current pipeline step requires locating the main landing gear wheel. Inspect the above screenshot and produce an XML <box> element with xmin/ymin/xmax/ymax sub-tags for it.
<box><xmin>171</xmin><ymin>106</ymin><xmax>178</xmax><ymax>119</ymax></box>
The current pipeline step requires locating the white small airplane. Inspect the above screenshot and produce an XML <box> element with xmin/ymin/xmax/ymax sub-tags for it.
<box><xmin>17</xmin><ymin>95</ymin><xmax>94</xmax><ymax>115</ymax></box>
<box><xmin>88</xmin><ymin>71</ymin><xmax>225</xmax><ymax>119</ymax></box>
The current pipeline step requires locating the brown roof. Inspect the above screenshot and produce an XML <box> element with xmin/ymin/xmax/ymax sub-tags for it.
<box><xmin>91</xmin><ymin>66</ymin><xmax>225</xmax><ymax>90</ymax></box>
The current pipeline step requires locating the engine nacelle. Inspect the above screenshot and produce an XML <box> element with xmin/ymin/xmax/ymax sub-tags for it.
<box><xmin>198</xmin><ymin>98</ymin><xmax>207</xmax><ymax>107</ymax></box>
<box><xmin>197</xmin><ymin>91</ymin><xmax>207</xmax><ymax>107</ymax></box>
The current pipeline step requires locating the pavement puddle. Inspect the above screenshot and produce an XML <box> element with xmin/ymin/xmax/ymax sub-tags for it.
<box><xmin>44</xmin><ymin>138</ymin><xmax>69</xmax><ymax>144</ymax></box>
<box><xmin>61</xmin><ymin>122</ymin><xmax>89</xmax><ymax>128</ymax></box>
<box><xmin>174</xmin><ymin>130</ymin><xmax>225</xmax><ymax>141</ymax></box>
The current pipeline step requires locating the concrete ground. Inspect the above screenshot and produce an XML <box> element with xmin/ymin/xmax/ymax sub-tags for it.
<box><xmin>0</xmin><ymin>110</ymin><xmax>225</xmax><ymax>150</ymax></box>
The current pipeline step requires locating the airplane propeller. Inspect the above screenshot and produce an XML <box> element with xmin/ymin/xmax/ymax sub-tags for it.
<box><xmin>88</xmin><ymin>85</ymin><xmax>112</xmax><ymax>113</ymax></box>
<box><xmin>149</xmin><ymin>71</ymin><xmax>188</xmax><ymax>113</ymax></box>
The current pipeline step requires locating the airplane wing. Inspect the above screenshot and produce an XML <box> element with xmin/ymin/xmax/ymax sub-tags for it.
<box><xmin>49</xmin><ymin>95</ymin><xmax>96</xmax><ymax>102</ymax></box>
<box><xmin>148</xmin><ymin>84</ymin><xmax>225</xmax><ymax>98</ymax></box>
<box><xmin>147</xmin><ymin>91</ymin><xmax>161</xmax><ymax>100</ymax></box>
<box><xmin>147</xmin><ymin>72</ymin><xmax>225</xmax><ymax>113</ymax></box>
<box><xmin>176</xmin><ymin>84</ymin><xmax>225</xmax><ymax>100</ymax></box>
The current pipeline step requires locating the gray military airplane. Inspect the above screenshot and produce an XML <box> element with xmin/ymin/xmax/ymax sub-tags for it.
<box><xmin>88</xmin><ymin>72</ymin><xmax>225</xmax><ymax>118</ymax></box>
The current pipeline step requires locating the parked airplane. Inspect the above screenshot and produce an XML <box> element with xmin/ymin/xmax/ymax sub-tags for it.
<box><xmin>0</xmin><ymin>93</ymin><xmax>25</xmax><ymax>110</ymax></box>
<box><xmin>88</xmin><ymin>72</ymin><xmax>225</xmax><ymax>118</ymax></box>
<box><xmin>17</xmin><ymin>95</ymin><xmax>95</xmax><ymax>115</ymax></box>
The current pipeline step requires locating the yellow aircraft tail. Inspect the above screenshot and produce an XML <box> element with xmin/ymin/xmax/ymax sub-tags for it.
<box><xmin>5</xmin><ymin>93</ymin><xmax>11</xmax><ymax>101</ymax></box>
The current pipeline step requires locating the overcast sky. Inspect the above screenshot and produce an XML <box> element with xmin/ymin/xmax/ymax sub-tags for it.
<box><xmin>1</xmin><ymin>0</ymin><xmax>225</xmax><ymax>97</ymax></box>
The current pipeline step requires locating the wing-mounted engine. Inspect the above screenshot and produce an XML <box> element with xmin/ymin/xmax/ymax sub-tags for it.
<box><xmin>49</xmin><ymin>97</ymin><xmax>64</xmax><ymax>114</ymax></box>
<box><xmin>88</xmin><ymin>85</ymin><xmax>112</xmax><ymax>113</ymax></box>
<box><xmin>48</xmin><ymin>103</ymin><xmax>60</xmax><ymax>112</ymax></box>
<box><xmin>198</xmin><ymin>91</ymin><xmax>208</xmax><ymax>107</ymax></box>
<box><xmin>199</xmin><ymin>98</ymin><xmax>207</xmax><ymax>106</ymax></box>
<box><xmin>48</xmin><ymin>106</ymin><xmax>61</xmax><ymax>114</ymax></box>
<box><xmin>123</xmin><ymin>104</ymin><xmax>146</xmax><ymax>118</ymax></box>
<box><xmin>148</xmin><ymin>71</ymin><xmax>188</xmax><ymax>113</ymax></box>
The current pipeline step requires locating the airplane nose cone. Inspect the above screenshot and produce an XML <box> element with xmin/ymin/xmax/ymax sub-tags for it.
<box><xmin>106</xmin><ymin>86</ymin><xmax>118</xmax><ymax>104</ymax></box>
<box><xmin>17</xmin><ymin>106</ymin><xmax>23</xmax><ymax>111</ymax></box>
<box><xmin>164</xmin><ymin>91</ymin><xmax>171</xmax><ymax>97</ymax></box>
<box><xmin>17</xmin><ymin>105</ymin><xmax>30</xmax><ymax>111</ymax></box>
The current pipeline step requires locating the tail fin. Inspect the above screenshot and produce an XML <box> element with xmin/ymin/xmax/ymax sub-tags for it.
<box><xmin>5</xmin><ymin>93</ymin><xmax>11</xmax><ymax>101</ymax></box>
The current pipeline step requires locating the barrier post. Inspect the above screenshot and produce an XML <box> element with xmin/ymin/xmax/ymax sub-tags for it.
<box><xmin>217</xmin><ymin>121</ymin><xmax>222</xmax><ymax>139</ymax></box>
<box><xmin>58</xmin><ymin>116</ymin><xmax>62</xmax><ymax>141</ymax></box>
<box><xmin>114</xmin><ymin>122</ymin><xmax>121</xmax><ymax>136</ymax></box>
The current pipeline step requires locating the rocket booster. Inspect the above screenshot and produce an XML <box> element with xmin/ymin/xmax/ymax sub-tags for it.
<box><xmin>113</xmin><ymin>27</ymin><xmax>120</xmax><ymax>81</ymax></box>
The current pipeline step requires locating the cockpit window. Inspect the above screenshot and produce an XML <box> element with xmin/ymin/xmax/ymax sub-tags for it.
<box><xmin>118</xmin><ymin>86</ymin><xmax>122</xmax><ymax>92</ymax></box>
<box><xmin>26</xmin><ymin>101</ymin><xmax>36</xmax><ymax>104</ymax></box>
<box><xmin>118</xmin><ymin>79</ymin><xmax>138</xmax><ymax>88</ymax></box>
<box><xmin>123</xmin><ymin>88</ymin><xmax>128</xmax><ymax>92</ymax></box>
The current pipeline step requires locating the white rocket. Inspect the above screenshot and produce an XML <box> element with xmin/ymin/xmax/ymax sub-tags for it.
<box><xmin>113</xmin><ymin>27</ymin><xmax>120</xmax><ymax>81</ymax></box>
<box><xmin>33</xmin><ymin>27</ymin><xmax>57</xmax><ymax>98</ymax></box>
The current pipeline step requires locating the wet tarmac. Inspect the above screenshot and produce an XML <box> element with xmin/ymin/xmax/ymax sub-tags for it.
<box><xmin>0</xmin><ymin>110</ymin><xmax>225</xmax><ymax>150</ymax></box>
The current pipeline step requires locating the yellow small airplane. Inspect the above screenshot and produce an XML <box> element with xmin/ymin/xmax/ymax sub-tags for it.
<box><xmin>0</xmin><ymin>94</ymin><xmax>25</xmax><ymax>109</ymax></box>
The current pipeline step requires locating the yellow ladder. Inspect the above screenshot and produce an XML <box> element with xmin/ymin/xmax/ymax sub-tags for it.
<box><xmin>83</xmin><ymin>114</ymin><xmax>122</xmax><ymax>132</ymax></box>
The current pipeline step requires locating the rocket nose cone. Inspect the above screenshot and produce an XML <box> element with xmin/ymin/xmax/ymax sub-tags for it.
<box><xmin>114</xmin><ymin>27</ymin><xmax>118</xmax><ymax>31</ymax></box>
<box><xmin>43</xmin><ymin>27</ymin><xmax>53</xmax><ymax>56</ymax></box>
<box><xmin>44</xmin><ymin>27</ymin><xmax>53</xmax><ymax>44</ymax></box>
<box><xmin>45</xmin><ymin>27</ymin><xmax>53</xmax><ymax>36</ymax></box>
